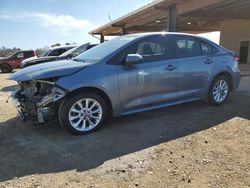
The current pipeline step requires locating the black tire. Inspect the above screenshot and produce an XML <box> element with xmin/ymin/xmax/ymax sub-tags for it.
<box><xmin>58</xmin><ymin>92</ymin><xmax>107</xmax><ymax>135</ymax></box>
<box><xmin>208</xmin><ymin>75</ymin><xmax>230</xmax><ymax>106</ymax></box>
<box><xmin>0</xmin><ymin>64</ymin><xmax>13</xmax><ymax>73</ymax></box>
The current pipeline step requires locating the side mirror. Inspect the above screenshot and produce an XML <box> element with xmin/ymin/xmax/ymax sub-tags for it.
<box><xmin>125</xmin><ymin>54</ymin><xmax>143</xmax><ymax>65</ymax></box>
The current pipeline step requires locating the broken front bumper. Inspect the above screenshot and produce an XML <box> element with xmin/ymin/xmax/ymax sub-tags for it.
<box><xmin>11</xmin><ymin>91</ymin><xmax>27</xmax><ymax>121</ymax></box>
<box><xmin>11</xmin><ymin>87</ymin><xmax>67</xmax><ymax>123</ymax></box>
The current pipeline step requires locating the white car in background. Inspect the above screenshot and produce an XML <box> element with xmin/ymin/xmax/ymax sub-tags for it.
<box><xmin>21</xmin><ymin>45</ymin><xmax>77</xmax><ymax>67</ymax></box>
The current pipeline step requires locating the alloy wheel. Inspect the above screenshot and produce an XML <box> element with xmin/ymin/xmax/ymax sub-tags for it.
<box><xmin>68</xmin><ymin>98</ymin><xmax>103</xmax><ymax>131</ymax></box>
<box><xmin>212</xmin><ymin>79</ymin><xmax>229</xmax><ymax>103</ymax></box>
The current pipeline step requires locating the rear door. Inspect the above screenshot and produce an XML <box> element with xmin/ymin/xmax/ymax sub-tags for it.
<box><xmin>172</xmin><ymin>35</ymin><xmax>216</xmax><ymax>100</ymax></box>
<box><xmin>117</xmin><ymin>35</ymin><xmax>178</xmax><ymax>112</ymax></box>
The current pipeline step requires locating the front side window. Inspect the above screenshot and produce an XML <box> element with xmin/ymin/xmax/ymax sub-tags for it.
<box><xmin>49</xmin><ymin>49</ymin><xmax>62</xmax><ymax>56</ymax></box>
<box><xmin>17</xmin><ymin>52</ymin><xmax>24</xmax><ymax>58</ymax></box>
<box><xmin>108</xmin><ymin>35</ymin><xmax>170</xmax><ymax>64</ymax></box>
<box><xmin>131</xmin><ymin>36</ymin><xmax>169</xmax><ymax>63</ymax></box>
<box><xmin>174</xmin><ymin>36</ymin><xmax>201</xmax><ymax>58</ymax></box>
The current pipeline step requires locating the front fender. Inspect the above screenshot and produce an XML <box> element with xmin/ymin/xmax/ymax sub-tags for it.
<box><xmin>55</xmin><ymin>62</ymin><xmax>121</xmax><ymax>116</ymax></box>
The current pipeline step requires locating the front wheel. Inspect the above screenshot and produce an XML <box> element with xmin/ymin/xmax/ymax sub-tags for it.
<box><xmin>208</xmin><ymin>76</ymin><xmax>230</xmax><ymax>106</ymax></box>
<box><xmin>58</xmin><ymin>93</ymin><xmax>107</xmax><ymax>135</ymax></box>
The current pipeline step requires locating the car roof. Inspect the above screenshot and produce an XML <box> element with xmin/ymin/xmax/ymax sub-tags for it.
<box><xmin>124</xmin><ymin>32</ymin><xmax>219</xmax><ymax>46</ymax></box>
<box><xmin>125</xmin><ymin>32</ymin><xmax>202</xmax><ymax>38</ymax></box>
<box><xmin>16</xmin><ymin>50</ymin><xmax>35</xmax><ymax>53</ymax></box>
<box><xmin>50</xmin><ymin>45</ymin><xmax>78</xmax><ymax>50</ymax></box>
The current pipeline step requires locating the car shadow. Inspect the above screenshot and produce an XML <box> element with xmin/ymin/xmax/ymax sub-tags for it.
<box><xmin>0</xmin><ymin>94</ymin><xmax>249</xmax><ymax>182</ymax></box>
<box><xmin>0</xmin><ymin>85</ymin><xmax>18</xmax><ymax>92</ymax></box>
<box><xmin>0</xmin><ymin>70</ymin><xmax>16</xmax><ymax>74</ymax></box>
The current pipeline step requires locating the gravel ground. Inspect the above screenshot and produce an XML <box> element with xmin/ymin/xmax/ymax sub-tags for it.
<box><xmin>0</xmin><ymin>71</ymin><xmax>249</xmax><ymax>188</ymax></box>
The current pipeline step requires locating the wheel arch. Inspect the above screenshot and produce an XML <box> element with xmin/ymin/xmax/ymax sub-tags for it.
<box><xmin>0</xmin><ymin>63</ymin><xmax>13</xmax><ymax>70</ymax></box>
<box><xmin>211</xmin><ymin>71</ymin><xmax>234</xmax><ymax>91</ymax></box>
<box><xmin>64</xmin><ymin>86</ymin><xmax>113</xmax><ymax>113</ymax></box>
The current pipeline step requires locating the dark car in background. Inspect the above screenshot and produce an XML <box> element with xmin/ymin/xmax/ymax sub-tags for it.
<box><xmin>40</xmin><ymin>45</ymin><xmax>77</xmax><ymax>57</ymax></box>
<box><xmin>21</xmin><ymin>43</ymin><xmax>97</xmax><ymax>68</ymax></box>
<box><xmin>21</xmin><ymin>45</ymin><xmax>77</xmax><ymax>67</ymax></box>
<box><xmin>0</xmin><ymin>50</ymin><xmax>36</xmax><ymax>73</ymax></box>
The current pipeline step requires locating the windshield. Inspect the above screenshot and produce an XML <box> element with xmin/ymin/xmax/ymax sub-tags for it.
<box><xmin>59</xmin><ymin>46</ymin><xmax>79</xmax><ymax>57</ymax></box>
<box><xmin>41</xmin><ymin>50</ymin><xmax>51</xmax><ymax>57</ymax></box>
<box><xmin>75</xmin><ymin>36</ymin><xmax>138</xmax><ymax>62</ymax></box>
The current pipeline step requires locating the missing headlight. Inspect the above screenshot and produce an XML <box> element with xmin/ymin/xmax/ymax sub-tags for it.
<box><xmin>51</xmin><ymin>87</ymin><xmax>66</xmax><ymax>101</ymax></box>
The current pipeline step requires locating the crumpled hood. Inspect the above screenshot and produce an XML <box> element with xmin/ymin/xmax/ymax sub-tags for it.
<box><xmin>11</xmin><ymin>60</ymin><xmax>90</xmax><ymax>81</ymax></box>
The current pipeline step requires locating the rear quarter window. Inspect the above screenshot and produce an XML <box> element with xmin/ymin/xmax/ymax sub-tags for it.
<box><xmin>24</xmin><ymin>51</ymin><xmax>35</xmax><ymax>58</ymax></box>
<box><xmin>200</xmin><ymin>42</ymin><xmax>218</xmax><ymax>55</ymax></box>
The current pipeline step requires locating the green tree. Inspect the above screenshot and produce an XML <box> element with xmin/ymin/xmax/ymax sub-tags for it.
<box><xmin>51</xmin><ymin>43</ymin><xmax>61</xmax><ymax>47</ymax></box>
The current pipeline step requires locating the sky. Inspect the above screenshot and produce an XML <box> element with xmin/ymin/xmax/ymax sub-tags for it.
<box><xmin>0</xmin><ymin>0</ymin><xmax>153</xmax><ymax>49</ymax></box>
<box><xmin>0</xmin><ymin>0</ymin><xmax>220</xmax><ymax>50</ymax></box>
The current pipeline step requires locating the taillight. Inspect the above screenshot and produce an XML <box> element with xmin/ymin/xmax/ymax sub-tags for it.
<box><xmin>234</xmin><ymin>56</ymin><xmax>240</xmax><ymax>62</ymax></box>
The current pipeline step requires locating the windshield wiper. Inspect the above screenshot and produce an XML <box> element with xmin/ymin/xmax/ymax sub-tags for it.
<box><xmin>73</xmin><ymin>58</ymin><xmax>86</xmax><ymax>62</ymax></box>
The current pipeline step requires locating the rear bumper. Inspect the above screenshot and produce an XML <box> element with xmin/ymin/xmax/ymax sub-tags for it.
<box><xmin>232</xmin><ymin>71</ymin><xmax>241</xmax><ymax>92</ymax></box>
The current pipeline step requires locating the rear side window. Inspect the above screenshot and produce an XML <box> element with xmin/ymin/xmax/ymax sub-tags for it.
<box><xmin>24</xmin><ymin>51</ymin><xmax>35</xmax><ymax>58</ymax></box>
<box><xmin>174</xmin><ymin>36</ymin><xmax>201</xmax><ymax>58</ymax></box>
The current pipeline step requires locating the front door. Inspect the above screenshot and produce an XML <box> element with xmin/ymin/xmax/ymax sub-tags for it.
<box><xmin>117</xmin><ymin>35</ymin><xmax>178</xmax><ymax>113</ymax></box>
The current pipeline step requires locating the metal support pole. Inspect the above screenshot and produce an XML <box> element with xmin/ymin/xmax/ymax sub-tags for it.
<box><xmin>166</xmin><ymin>5</ymin><xmax>177</xmax><ymax>32</ymax></box>
<box><xmin>122</xmin><ymin>26</ymin><xmax>127</xmax><ymax>35</ymax></box>
<box><xmin>100</xmin><ymin>34</ymin><xmax>105</xmax><ymax>43</ymax></box>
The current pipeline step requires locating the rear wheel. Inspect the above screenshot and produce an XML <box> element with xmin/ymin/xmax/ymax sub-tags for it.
<box><xmin>58</xmin><ymin>92</ymin><xmax>107</xmax><ymax>135</ymax></box>
<box><xmin>208</xmin><ymin>76</ymin><xmax>230</xmax><ymax>106</ymax></box>
<box><xmin>0</xmin><ymin>64</ymin><xmax>13</xmax><ymax>73</ymax></box>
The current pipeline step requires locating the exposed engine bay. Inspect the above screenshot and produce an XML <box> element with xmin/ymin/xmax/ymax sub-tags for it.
<box><xmin>12</xmin><ymin>79</ymin><xmax>66</xmax><ymax>123</ymax></box>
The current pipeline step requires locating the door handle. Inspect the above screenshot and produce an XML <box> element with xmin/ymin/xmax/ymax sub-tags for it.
<box><xmin>165</xmin><ymin>64</ymin><xmax>177</xmax><ymax>71</ymax></box>
<box><xmin>204</xmin><ymin>59</ymin><xmax>213</xmax><ymax>64</ymax></box>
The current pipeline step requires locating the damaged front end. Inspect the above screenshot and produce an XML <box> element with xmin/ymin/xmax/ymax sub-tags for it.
<box><xmin>11</xmin><ymin>79</ymin><xmax>67</xmax><ymax>123</ymax></box>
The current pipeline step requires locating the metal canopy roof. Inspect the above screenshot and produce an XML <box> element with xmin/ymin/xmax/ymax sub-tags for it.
<box><xmin>89</xmin><ymin>0</ymin><xmax>250</xmax><ymax>36</ymax></box>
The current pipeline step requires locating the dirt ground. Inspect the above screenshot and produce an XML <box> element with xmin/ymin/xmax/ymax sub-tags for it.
<box><xmin>0</xmin><ymin>70</ymin><xmax>249</xmax><ymax>188</ymax></box>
